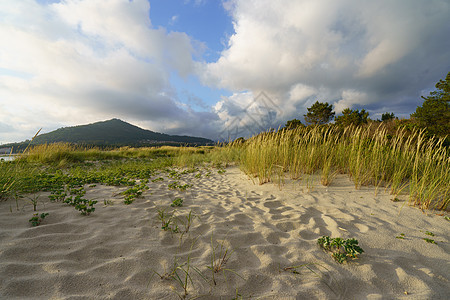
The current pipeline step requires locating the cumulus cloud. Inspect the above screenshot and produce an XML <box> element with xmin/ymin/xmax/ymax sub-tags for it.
<box><xmin>1</xmin><ymin>0</ymin><xmax>449</xmax><ymax>144</ymax></box>
<box><xmin>0</xmin><ymin>0</ymin><xmax>209</xmax><ymax>143</ymax></box>
<box><xmin>202</xmin><ymin>0</ymin><xmax>450</xmax><ymax>125</ymax></box>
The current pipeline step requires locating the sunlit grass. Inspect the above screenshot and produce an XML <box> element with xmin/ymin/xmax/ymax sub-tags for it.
<box><xmin>2</xmin><ymin>125</ymin><xmax>448</xmax><ymax>211</ymax></box>
<box><xmin>235</xmin><ymin>125</ymin><xmax>449</xmax><ymax>210</ymax></box>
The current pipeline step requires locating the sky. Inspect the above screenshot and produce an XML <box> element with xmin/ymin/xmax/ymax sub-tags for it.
<box><xmin>1</xmin><ymin>0</ymin><xmax>449</xmax><ymax>144</ymax></box>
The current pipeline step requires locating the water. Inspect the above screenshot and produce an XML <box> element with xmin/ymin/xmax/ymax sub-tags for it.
<box><xmin>0</xmin><ymin>155</ymin><xmax>17</xmax><ymax>161</ymax></box>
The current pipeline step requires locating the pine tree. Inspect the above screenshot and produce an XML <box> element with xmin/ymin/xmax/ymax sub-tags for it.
<box><xmin>411</xmin><ymin>72</ymin><xmax>450</xmax><ymax>137</ymax></box>
<box><xmin>304</xmin><ymin>101</ymin><xmax>335</xmax><ymax>125</ymax></box>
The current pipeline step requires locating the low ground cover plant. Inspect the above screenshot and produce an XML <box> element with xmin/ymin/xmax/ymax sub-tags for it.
<box><xmin>158</xmin><ymin>208</ymin><xmax>179</xmax><ymax>233</ymax></box>
<box><xmin>171</xmin><ymin>197</ymin><xmax>183</xmax><ymax>207</ymax></box>
<box><xmin>317</xmin><ymin>236</ymin><xmax>364</xmax><ymax>263</ymax></box>
<box><xmin>168</xmin><ymin>181</ymin><xmax>191</xmax><ymax>191</ymax></box>
<box><xmin>123</xmin><ymin>180</ymin><xmax>149</xmax><ymax>204</ymax></box>
<box><xmin>63</xmin><ymin>187</ymin><xmax>97</xmax><ymax>215</ymax></box>
<box><xmin>29</xmin><ymin>212</ymin><xmax>49</xmax><ymax>226</ymax></box>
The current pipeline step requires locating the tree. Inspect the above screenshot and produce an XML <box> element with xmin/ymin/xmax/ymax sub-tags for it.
<box><xmin>335</xmin><ymin>108</ymin><xmax>369</xmax><ymax>127</ymax></box>
<box><xmin>283</xmin><ymin>118</ymin><xmax>303</xmax><ymax>130</ymax></box>
<box><xmin>381</xmin><ymin>112</ymin><xmax>396</xmax><ymax>122</ymax></box>
<box><xmin>304</xmin><ymin>101</ymin><xmax>335</xmax><ymax>125</ymax></box>
<box><xmin>411</xmin><ymin>71</ymin><xmax>450</xmax><ymax>137</ymax></box>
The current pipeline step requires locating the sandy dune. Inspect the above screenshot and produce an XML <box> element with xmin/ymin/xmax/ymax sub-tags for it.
<box><xmin>0</xmin><ymin>167</ymin><xmax>449</xmax><ymax>299</ymax></box>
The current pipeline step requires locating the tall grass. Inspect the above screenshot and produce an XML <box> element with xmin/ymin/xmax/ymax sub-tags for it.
<box><xmin>4</xmin><ymin>129</ymin><xmax>448</xmax><ymax>211</ymax></box>
<box><xmin>20</xmin><ymin>144</ymin><xmax>212</xmax><ymax>165</ymax></box>
<box><xmin>234</xmin><ymin>125</ymin><xmax>449</xmax><ymax>210</ymax></box>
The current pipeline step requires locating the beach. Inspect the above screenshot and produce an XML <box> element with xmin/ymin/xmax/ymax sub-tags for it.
<box><xmin>0</xmin><ymin>167</ymin><xmax>449</xmax><ymax>299</ymax></box>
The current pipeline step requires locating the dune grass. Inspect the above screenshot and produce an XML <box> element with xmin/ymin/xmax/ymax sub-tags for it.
<box><xmin>233</xmin><ymin>124</ymin><xmax>449</xmax><ymax>210</ymax></box>
<box><xmin>2</xmin><ymin>124</ymin><xmax>448</xmax><ymax>211</ymax></box>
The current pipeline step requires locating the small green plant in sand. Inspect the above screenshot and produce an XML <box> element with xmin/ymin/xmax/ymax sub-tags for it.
<box><xmin>445</xmin><ymin>216</ymin><xmax>450</xmax><ymax>221</ymax></box>
<box><xmin>158</xmin><ymin>208</ymin><xmax>179</xmax><ymax>233</ymax></box>
<box><xmin>423</xmin><ymin>238</ymin><xmax>437</xmax><ymax>244</ymax></box>
<box><xmin>171</xmin><ymin>197</ymin><xmax>183</xmax><ymax>207</ymax></box>
<box><xmin>179</xmin><ymin>210</ymin><xmax>197</xmax><ymax>234</ymax></box>
<box><xmin>422</xmin><ymin>231</ymin><xmax>438</xmax><ymax>244</ymax></box>
<box><xmin>49</xmin><ymin>187</ymin><xmax>67</xmax><ymax>202</ymax></box>
<box><xmin>168</xmin><ymin>169</ymin><xmax>182</xmax><ymax>180</ymax></box>
<box><xmin>168</xmin><ymin>181</ymin><xmax>191</xmax><ymax>191</ymax></box>
<box><xmin>207</xmin><ymin>233</ymin><xmax>242</xmax><ymax>285</ymax></box>
<box><xmin>157</xmin><ymin>209</ymin><xmax>197</xmax><ymax>237</ymax></box>
<box><xmin>29</xmin><ymin>212</ymin><xmax>49</xmax><ymax>226</ymax></box>
<box><xmin>26</xmin><ymin>194</ymin><xmax>41</xmax><ymax>211</ymax></box>
<box><xmin>317</xmin><ymin>236</ymin><xmax>364</xmax><ymax>263</ymax></box>
<box><xmin>282</xmin><ymin>262</ymin><xmax>341</xmax><ymax>297</ymax></box>
<box><xmin>151</xmin><ymin>177</ymin><xmax>164</xmax><ymax>182</ymax></box>
<box><xmin>231</xmin><ymin>288</ymin><xmax>243</xmax><ymax>300</ymax></box>
<box><xmin>396</xmin><ymin>233</ymin><xmax>405</xmax><ymax>240</ymax></box>
<box><xmin>63</xmin><ymin>187</ymin><xmax>97</xmax><ymax>215</ymax></box>
<box><xmin>123</xmin><ymin>181</ymin><xmax>149</xmax><ymax>204</ymax></box>
<box><xmin>103</xmin><ymin>199</ymin><xmax>113</xmax><ymax>206</ymax></box>
<box><xmin>74</xmin><ymin>199</ymin><xmax>97</xmax><ymax>215</ymax></box>
<box><xmin>12</xmin><ymin>191</ymin><xmax>23</xmax><ymax>211</ymax></box>
<box><xmin>151</xmin><ymin>240</ymin><xmax>205</xmax><ymax>299</ymax></box>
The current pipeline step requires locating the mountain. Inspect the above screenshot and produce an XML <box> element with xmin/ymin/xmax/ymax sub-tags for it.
<box><xmin>29</xmin><ymin>119</ymin><xmax>213</xmax><ymax>146</ymax></box>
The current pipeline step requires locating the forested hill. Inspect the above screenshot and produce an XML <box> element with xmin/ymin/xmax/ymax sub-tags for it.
<box><xmin>28</xmin><ymin>119</ymin><xmax>213</xmax><ymax>146</ymax></box>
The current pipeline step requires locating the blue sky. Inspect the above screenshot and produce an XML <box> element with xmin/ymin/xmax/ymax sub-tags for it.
<box><xmin>148</xmin><ymin>0</ymin><xmax>234</xmax><ymax>112</ymax></box>
<box><xmin>149</xmin><ymin>0</ymin><xmax>234</xmax><ymax>62</ymax></box>
<box><xmin>0</xmin><ymin>0</ymin><xmax>449</xmax><ymax>143</ymax></box>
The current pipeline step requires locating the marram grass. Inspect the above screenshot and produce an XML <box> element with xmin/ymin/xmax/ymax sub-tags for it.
<box><xmin>232</xmin><ymin>125</ymin><xmax>449</xmax><ymax>211</ymax></box>
<box><xmin>1</xmin><ymin>126</ymin><xmax>448</xmax><ymax>211</ymax></box>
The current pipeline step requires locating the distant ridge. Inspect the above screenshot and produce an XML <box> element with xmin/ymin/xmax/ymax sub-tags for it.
<box><xmin>28</xmin><ymin>118</ymin><xmax>213</xmax><ymax>146</ymax></box>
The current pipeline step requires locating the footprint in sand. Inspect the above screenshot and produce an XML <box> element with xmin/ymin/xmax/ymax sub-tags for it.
<box><xmin>354</xmin><ymin>223</ymin><xmax>370</xmax><ymax>233</ymax></box>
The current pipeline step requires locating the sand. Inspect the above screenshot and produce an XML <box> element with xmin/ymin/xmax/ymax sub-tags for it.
<box><xmin>0</xmin><ymin>167</ymin><xmax>449</xmax><ymax>299</ymax></box>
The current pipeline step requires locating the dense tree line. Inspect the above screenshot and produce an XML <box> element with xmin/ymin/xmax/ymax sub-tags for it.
<box><xmin>283</xmin><ymin>71</ymin><xmax>450</xmax><ymax>141</ymax></box>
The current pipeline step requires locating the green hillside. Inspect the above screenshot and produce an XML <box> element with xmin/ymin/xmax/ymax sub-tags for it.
<box><xmin>29</xmin><ymin>119</ymin><xmax>213</xmax><ymax>146</ymax></box>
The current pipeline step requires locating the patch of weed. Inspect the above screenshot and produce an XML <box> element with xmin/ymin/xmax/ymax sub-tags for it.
<box><xmin>29</xmin><ymin>212</ymin><xmax>49</xmax><ymax>226</ymax></box>
<box><xmin>317</xmin><ymin>236</ymin><xmax>364</xmax><ymax>263</ymax></box>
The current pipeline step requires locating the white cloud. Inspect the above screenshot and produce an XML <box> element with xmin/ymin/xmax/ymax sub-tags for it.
<box><xmin>1</xmin><ymin>0</ymin><xmax>449</xmax><ymax>143</ymax></box>
<box><xmin>201</xmin><ymin>0</ymin><xmax>450</xmax><ymax>125</ymax></box>
<box><xmin>0</xmin><ymin>0</ymin><xmax>204</xmax><ymax>143</ymax></box>
<box><xmin>334</xmin><ymin>90</ymin><xmax>370</xmax><ymax>114</ymax></box>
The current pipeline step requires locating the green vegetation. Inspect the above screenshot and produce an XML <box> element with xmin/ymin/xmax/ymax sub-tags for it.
<box><xmin>335</xmin><ymin>108</ymin><xmax>369</xmax><ymax>127</ymax></box>
<box><xmin>423</xmin><ymin>238</ymin><xmax>437</xmax><ymax>244</ymax></box>
<box><xmin>207</xmin><ymin>232</ymin><xmax>240</xmax><ymax>286</ymax></box>
<box><xmin>381</xmin><ymin>112</ymin><xmax>396</xmax><ymax>122</ymax></box>
<box><xmin>123</xmin><ymin>180</ymin><xmax>149</xmax><ymax>204</ymax></box>
<box><xmin>29</xmin><ymin>212</ymin><xmax>49</xmax><ymax>226</ymax></box>
<box><xmin>304</xmin><ymin>101</ymin><xmax>335</xmax><ymax>125</ymax></box>
<box><xmin>63</xmin><ymin>187</ymin><xmax>97</xmax><ymax>215</ymax></box>
<box><xmin>411</xmin><ymin>71</ymin><xmax>450</xmax><ymax>137</ymax></box>
<box><xmin>26</xmin><ymin>118</ymin><xmax>213</xmax><ymax>146</ymax></box>
<box><xmin>151</xmin><ymin>240</ymin><xmax>206</xmax><ymax>299</ymax></box>
<box><xmin>283</xmin><ymin>118</ymin><xmax>304</xmax><ymax>129</ymax></box>
<box><xmin>234</xmin><ymin>125</ymin><xmax>449</xmax><ymax>210</ymax></box>
<box><xmin>2</xmin><ymin>120</ymin><xmax>447</xmax><ymax>298</ymax></box>
<box><xmin>171</xmin><ymin>198</ymin><xmax>183</xmax><ymax>207</ymax></box>
<box><xmin>317</xmin><ymin>236</ymin><xmax>364</xmax><ymax>263</ymax></box>
<box><xmin>396</xmin><ymin>233</ymin><xmax>405</xmax><ymax>240</ymax></box>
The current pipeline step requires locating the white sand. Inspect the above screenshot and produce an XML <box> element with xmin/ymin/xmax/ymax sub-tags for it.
<box><xmin>0</xmin><ymin>167</ymin><xmax>449</xmax><ymax>299</ymax></box>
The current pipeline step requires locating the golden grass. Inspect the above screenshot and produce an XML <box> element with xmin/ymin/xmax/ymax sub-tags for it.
<box><xmin>5</xmin><ymin>125</ymin><xmax>448</xmax><ymax>211</ymax></box>
<box><xmin>233</xmin><ymin>125</ymin><xmax>449</xmax><ymax>210</ymax></box>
